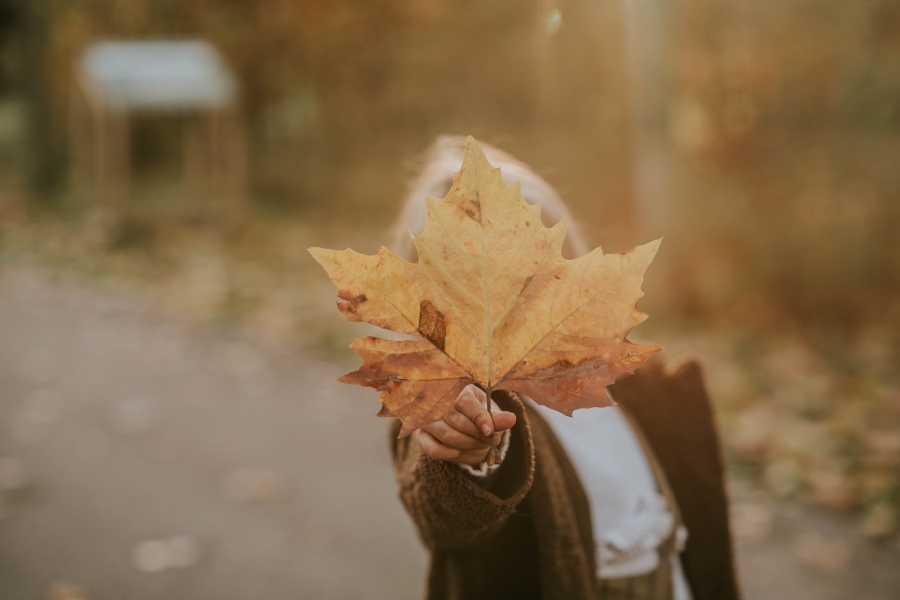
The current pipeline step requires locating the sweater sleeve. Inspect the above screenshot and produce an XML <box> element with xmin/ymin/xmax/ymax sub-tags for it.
<box><xmin>389</xmin><ymin>391</ymin><xmax>536</xmax><ymax>552</ymax></box>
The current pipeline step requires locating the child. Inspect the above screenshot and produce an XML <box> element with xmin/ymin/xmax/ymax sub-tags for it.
<box><xmin>388</xmin><ymin>136</ymin><xmax>740</xmax><ymax>600</ymax></box>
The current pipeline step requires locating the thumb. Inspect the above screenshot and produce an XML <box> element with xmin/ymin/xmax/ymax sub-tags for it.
<box><xmin>491</xmin><ymin>410</ymin><xmax>516</xmax><ymax>433</ymax></box>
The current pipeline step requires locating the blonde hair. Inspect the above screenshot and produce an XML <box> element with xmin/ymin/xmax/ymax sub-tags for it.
<box><xmin>390</xmin><ymin>136</ymin><xmax>590</xmax><ymax>261</ymax></box>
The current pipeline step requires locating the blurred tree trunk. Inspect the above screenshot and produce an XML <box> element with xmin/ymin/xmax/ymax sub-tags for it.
<box><xmin>18</xmin><ymin>0</ymin><xmax>65</xmax><ymax>202</ymax></box>
<box><xmin>619</xmin><ymin>0</ymin><xmax>673</xmax><ymax>242</ymax></box>
<box><xmin>0</xmin><ymin>0</ymin><xmax>15</xmax><ymax>93</ymax></box>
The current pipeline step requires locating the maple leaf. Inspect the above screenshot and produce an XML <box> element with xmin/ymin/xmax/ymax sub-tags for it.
<box><xmin>309</xmin><ymin>137</ymin><xmax>661</xmax><ymax>436</ymax></box>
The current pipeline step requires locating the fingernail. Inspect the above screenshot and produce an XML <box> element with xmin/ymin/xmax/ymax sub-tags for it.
<box><xmin>481</xmin><ymin>424</ymin><xmax>492</xmax><ymax>436</ymax></box>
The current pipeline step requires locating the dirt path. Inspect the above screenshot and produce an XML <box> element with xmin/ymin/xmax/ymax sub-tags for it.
<box><xmin>0</xmin><ymin>264</ymin><xmax>897</xmax><ymax>599</ymax></box>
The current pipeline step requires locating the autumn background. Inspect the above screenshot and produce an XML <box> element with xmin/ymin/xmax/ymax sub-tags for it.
<box><xmin>0</xmin><ymin>1</ymin><xmax>899</xmax><ymax>599</ymax></box>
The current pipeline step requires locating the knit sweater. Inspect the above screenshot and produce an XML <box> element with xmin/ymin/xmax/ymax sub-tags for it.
<box><xmin>389</xmin><ymin>357</ymin><xmax>741</xmax><ymax>600</ymax></box>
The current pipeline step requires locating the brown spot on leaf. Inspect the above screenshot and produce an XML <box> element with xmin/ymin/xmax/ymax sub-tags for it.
<box><xmin>521</xmin><ymin>275</ymin><xmax>534</xmax><ymax>294</ymax></box>
<box><xmin>337</xmin><ymin>290</ymin><xmax>368</xmax><ymax>313</ymax></box>
<box><xmin>554</xmin><ymin>275</ymin><xmax>561</xmax><ymax>280</ymax></box>
<box><xmin>418</xmin><ymin>300</ymin><xmax>447</xmax><ymax>351</ymax></box>
<box><xmin>458</xmin><ymin>191</ymin><xmax>481</xmax><ymax>223</ymax></box>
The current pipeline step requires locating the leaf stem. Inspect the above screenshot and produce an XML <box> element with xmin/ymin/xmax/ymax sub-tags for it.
<box><xmin>484</xmin><ymin>386</ymin><xmax>501</xmax><ymax>466</ymax></box>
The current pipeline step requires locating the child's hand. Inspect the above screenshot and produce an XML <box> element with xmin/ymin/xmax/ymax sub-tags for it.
<box><xmin>414</xmin><ymin>385</ymin><xmax>517</xmax><ymax>466</ymax></box>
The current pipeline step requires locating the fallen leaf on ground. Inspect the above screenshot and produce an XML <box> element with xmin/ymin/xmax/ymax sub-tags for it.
<box><xmin>310</xmin><ymin>137</ymin><xmax>661</xmax><ymax>435</ymax></box>
<box><xmin>222</xmin><ymin>467</ymin><xmax>285</xmax><ymax>504</ymax></box>
<box><xmin>731</xmin><ymin>501</ymin><xmax>774</xmax><ymax>540</ymax></box>
<box><xmin>132</xmin><ymin>535</ymin><xmax>201</xmax><ymax>573</ymax></box>
<box><xmin>791</xmin><ymin>531</ymin><xmax>849</xmax><ymax>573</ymax></box>
<box><xmin>46</xmin><ymin>583</ymin><xmax>92</xmax><ymax>600</ymax></box>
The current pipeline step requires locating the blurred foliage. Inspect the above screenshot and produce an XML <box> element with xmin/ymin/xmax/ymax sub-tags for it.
<box><xmin>0</xmin><ymin>0</ymin><xmax>899</xmax><ymax>533</ymax></box>
<box><xmin>661</xmin><ymin>327</ymin><xmax>900</xmax><ymax>536</ymax></box>
<box><xmin>662</xmin><ymin>1</ymin><xmax>900</xmax><ymax>533</ymax></box>
<box><xmin>0</xmin><ymin>213</ymin><xmax>362</xmax><ymax>357</ymax></box>
<box><xmin>666</xmin><ymin>0</ymin><xmax>900</xmax><ymax>327</ymax></box>
<box><xmin>18</xmin><ymin>0</ymin><xmax>898</xmax><ymax>329</ymax></box>
<box><xmin>31</xmin><ymin>0</ymin><xmax>633</xmax><ymax>226</ymax></box>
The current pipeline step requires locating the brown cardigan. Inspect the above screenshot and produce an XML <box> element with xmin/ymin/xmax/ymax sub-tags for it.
<box><xmin>390</xmin><ymin>357</ymin><xmax>741</xmax><ymax>600</ymax></box>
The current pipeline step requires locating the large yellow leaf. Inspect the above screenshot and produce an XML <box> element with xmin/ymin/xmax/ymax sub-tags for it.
<box><xmin>310</xmin><ymin>137</ymin><xmax>661</xmax><ymax>436</ymax></box>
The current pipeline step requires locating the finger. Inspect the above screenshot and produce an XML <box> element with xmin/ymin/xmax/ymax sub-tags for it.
<box><xmin>424</xmin><ymin>420</ymin><xmax>490</xmax><ymax>451</ymax></box>
<box><xmin>441</xmin><ymin>407</ymin><xmax>484</xmax><ymax>439</ymax></box>
<box><xmin>455</xmin><ymin>391</ymin><xmax>496</xmax><ymax>437</ymax></box>
<box><xmin>463</xmin><ymin>384</ymin><xmax>487</xmax><ymax>404</ymax></box>
<box><xmin>457</xmin><ymin>448</ymin><xmax>492</xmax><ymax>466</ymax></box>
<box><xmin>450</xmin><ymin>389</ymin><xmax>517</xmax><ymax>438</ymax></box>
<box><xmin>416</xmin><ymin>429</ymin><xmax>462</xmax><ymax>461</ymax></box>
<box><xmin>491</xmin><ymin>410</ymin><xmax>517</xmax><ymax>433</ymax></box>
<box><xmin>442</xmin><ymin>386</ymin><xmax>489</xmax><ymax>438</ymax></box>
